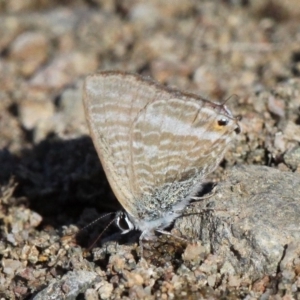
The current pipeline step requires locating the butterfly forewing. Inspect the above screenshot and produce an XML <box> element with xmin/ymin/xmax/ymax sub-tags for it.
<box><xmin>84</xmin><ymin>72</ymin><xmax>175</xmax><ymax>216</ymax></box>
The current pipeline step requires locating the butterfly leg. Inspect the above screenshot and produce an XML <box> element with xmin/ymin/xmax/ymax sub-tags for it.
<box><xmin>139</xmin><ymin>230</ymin><xmax>157</xmax><ymax>257</ymax></box>
<box><xmin>155</xmin><ymin>229</ymin><xmax>188</xmax><ymax>244</ymax></box>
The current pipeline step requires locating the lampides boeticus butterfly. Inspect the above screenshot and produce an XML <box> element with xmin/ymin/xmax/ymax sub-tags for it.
<box><xmin>83</xmin><ymin>71</ymin><xmax>240</xmax><ymax>247</ymax></box>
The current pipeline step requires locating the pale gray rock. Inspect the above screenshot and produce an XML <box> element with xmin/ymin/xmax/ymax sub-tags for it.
<box><xmin>29</xmin><ymin>52</ymin><xmax>97</xmax><ymax>90</ymax></box>
<box><xmin>18</xmin><ymin>99</ymin><xmax>55</xmax><ymax>130</ymax></box>
<box><xmin>84</xmin><ymin>288</ymin><xmax>99</xmax><ymax>300</ymax></box>
<box><xmin>9</xmin><ymin>31</ymin><xmax>49</xmax><ymax>76</ymax></box>
<box><xmin>32</xmin><ymin>270</ymin><xmax>100</xmax><ymax>300</ymax></box>
<box><xmin>58</xmin><ymin>82</ymin><xmax>85</xmax><ymax>124</ymax></box>
<box><xmin>284</xmin><ymin>146</ymin><xmax>300</xmax><ymax>170</ymax></box>
<box><xmin>176</xmin><ymin>165</ymin><xmax>300</xmax><ymax>279</ymax></box>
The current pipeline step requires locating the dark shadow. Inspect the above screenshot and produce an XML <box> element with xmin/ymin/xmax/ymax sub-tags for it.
<box><xmin>0</xmin><ymin>135</ymin><xmax>122</xmax><ymax>241</ymax></box>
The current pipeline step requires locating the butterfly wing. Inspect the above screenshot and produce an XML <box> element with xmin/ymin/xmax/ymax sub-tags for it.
<box><xmin>130</xmin><ymin>97</ymin><xmax>239</xmax><ymax>204</ymax></box>
<box><xmin>83</xmin><ymin>72</ymin><xmax>175</xmax><ymax>217</ymax></box>
<box><xmin>84</xmin><ymin>71</ymin><xmax>239</xmax><ymax>223</ymax></box>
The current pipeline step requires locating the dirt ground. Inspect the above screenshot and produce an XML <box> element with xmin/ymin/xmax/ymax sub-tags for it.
<box><xmin>0</xmin><ymin>1</ymin><xmax>300</xmax><ymax>299</ymax></box>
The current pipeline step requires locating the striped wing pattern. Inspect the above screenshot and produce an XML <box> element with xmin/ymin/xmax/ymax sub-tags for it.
<box><xmin>131</xmin><ymin>98</ymin><xmax>234</xmax><ymax>194</ymax></box>
<box><xmin>84</xmin><ymin>72</ymin><xmax>174</xmax><ymax>214</ymax></box>
<box><xmin>83</xmin><ymin>71</ymin><xmax>239</xmax><ymax>224</ymax></box>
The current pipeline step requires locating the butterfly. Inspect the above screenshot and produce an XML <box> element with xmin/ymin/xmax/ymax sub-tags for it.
<box><xmin>83</xmin><ymin>71</ymin><xmax>240</xmax><ymax>246</ymax></box>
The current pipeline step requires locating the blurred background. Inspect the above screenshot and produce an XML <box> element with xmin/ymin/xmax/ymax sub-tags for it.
<box><xmin>1</xmin><ymin>0</ymin><xmax>300</xmax><ymax>149</ymax></box>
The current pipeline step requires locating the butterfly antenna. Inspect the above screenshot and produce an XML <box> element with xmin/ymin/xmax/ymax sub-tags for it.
<box><xmin>220</xmin><ymin>94</ymin><xmax>242</xmax><ymax>125</ymax></box>
<box><xmin>61</xmin><ymin>212</ymin><xmax>115</xmax><ymax>243</ymax></box>
<box><xmin>84</xmin><ymin>214</ymin><xmax>118</xmax><ymax>253</ymax></box>
<box><xmin>221</xmin><ymin>94</ymin><xmax>239</xmax><ymax>106</ymax></box>
<box><xmin>82</xmin><ymin>212</ymin><xmax>116</xmax><ymax>232</ymax></box>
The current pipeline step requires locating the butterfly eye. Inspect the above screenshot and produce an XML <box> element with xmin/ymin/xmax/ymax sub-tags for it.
<box><xmin>217</xmin><ymin>117</ymin><xmax>229</xmax><ymax>127</ymax></box>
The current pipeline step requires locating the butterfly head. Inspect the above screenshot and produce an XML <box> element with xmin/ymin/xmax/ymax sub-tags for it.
<box><xmin>115</xmin><ymin>211</ymin><xmax>135</xmax><ymax>234</ymax></box>
<box><xmin>212</xmin><ymin>102</ymin><xmax>241</xmax><ymax>135</ymax></box>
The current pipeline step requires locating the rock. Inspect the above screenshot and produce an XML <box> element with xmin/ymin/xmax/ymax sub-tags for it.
<box><xmin>175</xmin><ymin>165</ymin><xmax>300</xmax><ymax>279</ymax></box>
<box><xmin>9</xmin><ymin>31</ymin><xmax>49</xmax><ymax>76</ymax></box>
<box><xmin>97</xmin><ymin>281</ymin><xmax>113</xmax><ymax>299</ymax></box>
<box><xmin>283</xmin><ymin>122</ymin><xmax>300</xmax><ymax>143</ymax></box>
<box><xmin>32</xmin><ymin>270</ymin><xmax>100</xmax><ymax>300</ymax></box>
<box><xmin>84</xmin><ymin>288</ymin><xmax>99</xmax><ymax>300</ymax></box>
<box><xmin>267</xmin><ymin>95</ymin><xmax>285</xmax><ymax>118</ymax></box>
<box><xmin>122</xmin><ymin>270</ymin><xmax>144</xmax><ymax>288</ymax></box>
<box><xmin>124</xmin><ymin>0</ymin><xmax>195</xmax><ymax>19</ymax></box>
<box><xmin>250</xmin><ymin>0</ymin><xmax>300</xmax><ymax>21</ymax></box>
<box><xmin>18</xmin><ymin>99</ymin><xmax>55</xmax><ymax>130</ymax></box>
<box><xmin>182</xmin><ymin>242</ymin><xmax>207</xmax><ymax>265</ymax></box>
<box><xmin>129</xmin><ymin>3</ymin><xmax>162</xmax><ymax>27</ymax></box>
<box><xmin>193</xmin><ymin>66</ymin><xmax>221</xmax><ymax>96</ymax></box>
<box><xmin>29</xmin><ymin>52</ymin><xmax>97</xmax><ymax>91</ymax></box>
<box><xmin>284</xmin><ymin>147</ymin><xmax>300</xmax><ymax>170</ymax></box>
<box><xmin>0</xmin><ymin>16</ymin><xmax>21</xmax><ymax>52</ymax></box>
<box><xmin>2</xmin><ymin>259</ymin><xmax>22</xmax><ymax>275</ymax></box>
<box><xmin>58</xmin><ymin>81</ymin><xmax>85</xmax><ymax>124</ymax></box>
<box><xmin>5</xmin><ymin>0</ymin><xmax>35</xmax><ymax>12</ymax></box>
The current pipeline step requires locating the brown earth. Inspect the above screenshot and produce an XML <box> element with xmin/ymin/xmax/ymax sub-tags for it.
<box><xmin>0</xmin><ymin>1</ymin><xmax>300</xmax><ymax>299</ymax></box>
